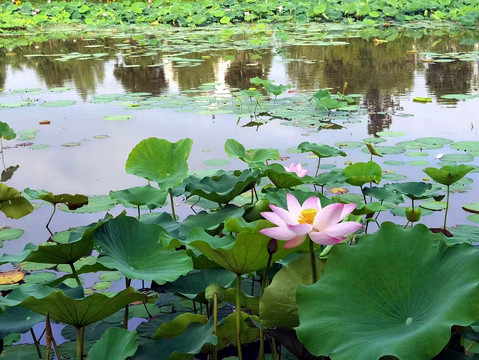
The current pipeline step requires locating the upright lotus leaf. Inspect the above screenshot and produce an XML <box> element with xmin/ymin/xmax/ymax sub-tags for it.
<box><xmin>385</xmin><ymin>182</ymin><xmax>433</xmax><ymax>200</ymax></box>
<box><xmin>0</xmin><ymin>122</ymin><xmax>16</xmax><ymax>140</ymax></box>
<box><xmin>23</xmin><ymin>218</ymin><xmax>107</xmax><ymax>264</ymax></box>
<box><xmin>296</xmin><ymin>222</ymin><xmax>479</xmax><ymax>360</ymax></box>
<box><xmin>260</xmin><ymin>254</ymin><xmax>323</xmax><ymax>329</ymax></box>
<box><xmin>297</xmin><ymin>142</ymin><xmax>346</xmax><ymax>158</ymax></box>
<box><xmin>0</xmin><ymin>184</ymin><xmax>33</xmax><ymax>219</ymax></box>
<box><xmin>264</xmin><ymin>163</ymin><xmax>305</xmax><ymax>188</ymax></box>
<box><xmin>265</xmin><ymin>83</ymin><xmax>291</xmax><ymax>96</ymax></box>
<box><xmin>184</xmin><ymin>170</ymin><xmax>260</xmax><ymax>205</ymax></box>
<box><xmin>424</xmin><ymin>164</ymin><xmax>475</xmax><ymax>186</ymax></box>
<box><xmin>24</xmin><ymin>189</ymin><xmax>88</xmax><ymax>210</ymax></box>
<box><xmin>157</xmin><ymin>269</ymin><xmax>236</xmax><ymax>301</ymax></box>
<box><xmin>0</xmin><ymin>243</ymin><xmax>36</xmax><ymax>266</ymax></box>
<box><xmin>224</xmin><ymin>139</ymin><xmax>280</xmax><ymax>167</ymax></box>
<box><xmin>86</xmin><ymin>328</ymin><xmax>138</xmax><ymax>360</ymax></box>
<box><xmin>20</xmin><ymin>287</ymin><xmax>145</xmax><ymax>327</ymax></box>
<box><xmin>364</xmin><ymin>142</ymin><xmax>383</xmax><ymax>158</ymax></box>
<box><xmin>1</xmin><ymin>165</ymin><xmax>19</xmax><ymax>182</ymax></box>
<box><xmin>94</xmin><ymin>216</ymin><xmax>193</xmax><ymax>285</ymax></box>
<box><xmin>313</xmin><ymin>171</ymin><xmax>347</xmax><ymax>187</ymax></box>
<box><xmin>343</xmin><ymin>161</ymin><xmax>382</xmax><ymax>186</ymax></box>
<box><xmin>109</xmin><ymin>185</ymin><xmax>168</xmax><ymax>210</ymax></box>
<box><xmin>0</xmin><ymin>306</ymin><xmax>44</xmax><ymax>339</ymax></box>
<box><xmin>250</xmin><ymin>77</ymin><xmax>271</xmax><ymax>87</ymax></box>
<box><xmin>179</xmin><ymin>205</ymin><xmax>244</xmax><ymax>239</ymax></box>
<box><xmin>125</xmin><ymin>138</ymin><xmax>193</xmax><ymax>189</ymax></box>
<box><xmin>133</xmin><ymin>318</ymin><xmax>217</xmax><ymax>360</ymax></box>
<box><xmin>189</xmin><ymin>228</ymin><xmax>294</xmax><ymax>275</ymax></box>
<box><xmin>154</xmin><ymin>313</ymin><xmax>207</xmax><ymax>339</ymax></box>
<box><xmin>0</xmin><ymin>283</ymin><xmax>84</xmax><ymax>308</ymax></box>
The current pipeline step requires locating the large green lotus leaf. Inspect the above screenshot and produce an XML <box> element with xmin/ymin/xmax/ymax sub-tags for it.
<box><xmin>0</xmin><ymin>344</ymin><xmax>50</xmax><ymax>359</ymax></box>
<box><xmin>260</xmin><ymin>254</ymin><xmax>323</xmax><ymax>329</ymax></box>
<box><xmin>125</xmin><ymin>138</ymin><xmax>192</xmax><ymax>189</ymax></box>
<box><xmin>86</xmin><ymin>328</ymin><xmax>138</xmax><ymax>360</ymax></box>
<box><xmin>385</xmin><ymin>182</ymin><xmax>433</xmax><ymax>200</ymax></box>
<box><xmin>184</xmin><ymin>170</ymin><xmax>259</xmax><ymax>204</ymax></box>
<box><xmin>110</xmin><ymin>185</ymin><xmax>167</xmax><ymax>210</ymax></box>
<box><xmin>214</xmin><ymin>312</ymin><xmax>259</xmax><ymax>350</ymax></box>
<box><xmin>0</xmin><ymin>184</ymin><xmax>33</xmax><ymax>219</ymax></box>
<box><xmin>20</xmin><ymin>287</ymin><xmax>145</xmax><ymax>327</ymax></box>
<box><xmin>296</xmin><ymin>222</ymin><xmax>479</xmax><ymax>360</ymax></box>
<box><xmin>0</xmin><ymin>283</ymin><xmax>83</xmax><ymax>308</ymax></box>
<box><xmin>0</xmin><ymin>306</ymin><xmax>44</xmax><ymax>339</ymax></box>
<box><xmin>297</xmin><ymin>142</ymin><xmax>346</xmax><ymax>158</ymax></box>
<box><xmin>24</xmin><ymin>188</ymin><xmax>88</xmax><ymax>209</ymax></box>
<box><xmin>23</xmin><ymin>219</ymin><xmax>106</xmax><ymax>264</ymax></box>
<box><xmin>133</xmin><ymin>318</ymin><xmax>216</xmax><ymax>360</ymax></box>
<box><xmin>343</xmin><ymin>161</ymin><xmax>382</xmax><ymax>186</ymax></box>
<box><xmin>94</xmin><ymin>216</ymin><xmax>193</xmax><ymax>284</ymax></box>
<box><xmin>224</xmin><ymin>139</ymin><xmax>279</xmax><ymax>167</ymax></box>
<box><xmin>157</xmin><ymin>268</ymin><xmax>235</xmax><ymax>300</ymax></box>
<box><xmin>362</xmin><ymin>186</ymin><xmax>405</xmax><ymax>204</ymax></box>
<box><xmin>313</xmin><ymin>171</ymin><xmax>347</xmax><ymax>186</ymax></box>
<box><xmin>424</xmin><ymin>165</ymin><xmax>475</xmax><ymax>186</ymax></box>
<box><xmin>0</xmin><ymin>243</ymin><xmax>37</xmax><ymax>266</ymax></box>
<box><xmin>0</xmin><ymin>122</ymin><xmax>16</xmax><ymax>140</ymax></box>
<box><xmin>154</xmin><ymin>313</ymin><xmax>207</xmax><ymax>339</ymax></box>
<box><xmin>190</xmin><ymin>229</ymin><xmax>291</xmax><ymax>275</ymax></box>
<box><xmin>264</xmin><ymin>163</ymin><xmax>304</xmax><ymax>189</ymax></box>
<box><xmin>179</xmin><ymin>205</ymin><xmax>244</xmax><ymax>239</ymax></box>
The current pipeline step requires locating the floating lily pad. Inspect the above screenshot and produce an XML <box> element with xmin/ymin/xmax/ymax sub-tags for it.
<box><xmin>363</xmin><ymin>138</ymin><xmax>386</xmax><ymax>144</ymax></box>
<box><xmin>92</xmin><ymin>281</ymin><xmax>112</xmax><ymax>290</ymax></box>
<box><xmin>383</xmin><ymin>160</ymin><xmax>405</xmax><ymax>166</ymax></box>
<box><xmin>41</xmin><ymin>100</ymin><xmax>77</xmax><ymax>107</ymax></box>
<box><xmin>407</xmin><ymin>160</ymin><xmax>429</xmax><ymax>166</ymax></box>
<box><xmin>334</xmin><ymin>141</ymin><xmax>362</xmax><ymax>149</ymax></box>
<box><xmin>463</xmin><ymin>203</ymin><xmax>479</xmax><ymax>214</ymax></box>
<box><xmin>102</xmin><ymin>115</ymin><xmax>134</xmax><ymax>121</ymax></box>
<box><xmin>416</xmin><ymin>137</ymin><xmax>453</xmax><ymax>146</ymax></box>
<box><xmin>0</xmin><ymin>227</ymin><xmax>24</xmax><ymax>241</ymax></box>
<box><xmin>441</xmin><ymin>153</ymin><xmax>475</xmax><ymax>163</ymax></box>
<box><xmin>362</xmin><ymin>146</ymin><xmax>405</xmax><ymax>155</ymax></box>
<box><xmin>420</xmin><ymin>201</ymin><xmax>447</xmax><ymax>211</ymax></box>
<box><xmin>12</xmin><ymin>88</ymin><xmax>42</xmax><ymax>93</ymax></box>
<box><xmin>29</xmin><ymin>144</ymin><xmax>49</xmax><ymax>150</ymax></box>
<box><xmin>450</xmin><ymin>141</ymin><xmax>479</xmax><ymax>152</ymax></box>
<box><xmin>375</xmin><ymin>131</ymin><xmax>406</xmax><ymax>137</ymax></box>
<box><xmin>405</xmin><ymin>152</ymin><xmax>429</xmax><ymax>157</ymax></box>
<box><xmin>203</xmin><ymin>159</ymin><xmax>230</xmax><ymax>166</ymax></box>
<box><xmin>49</xmin><ymin>87</ymin><xmax>72</xmax><ymax>92</ymax></box>
<box><xmin>61</xmin><ymin>142</ymin><xmax>81</xmax><ymax>147</ymax></box>
<box><xmin>468</xmin><ymin>215</ymin><xmax>479</xmax><ymax>223</ymax></box>
<box><xmin>24</xmin><ymin>272</ymin><xmax>56</xmax><ymax>284</ymax></box>
<box><xmin>0</xmin><ymin>101</ymin><xmax>31</xmax><ymax>108</ymax></box>
<box><xmin>17</xmin><ymin>130</ymin><xmax>38</xmax><ymax>141</ymax></box>
<box><xmin>99</xmin><ymin>272</ymin><xmax>123</xmax><ymax>282</ymax></box>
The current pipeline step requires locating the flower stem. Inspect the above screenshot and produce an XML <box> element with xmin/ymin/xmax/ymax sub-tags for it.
<box><xmin>46</xmin><ymin>204</ymin><xmax>56</xmax><ymax>230</ymax></box>
<box><xmin>309</xmin><ymin>240</ymin><xmax>317</xmax><ymax>284</ymax></box>
<box><xmin>123</xmin><ymin>278</ymin><xmax>131</xmax><ymax>330</ymax></box>
<box><xmin>315</xmin><ymin>157</ymin><xmax>321</xmax><ymax>177</ymax></box>
<box><xmin>30</xmin><ymin>329</ymin><xmax>42</xmax><ymax>359</ymax></box>
<box><xmin>235</xmin><ymin>275</ymin><xmax>243</xmax><ymax>360</ymax></box>
<box><xmin>443</xmin><ymin>185</ymin><xmax>450</xmax><ymax>232</ymax></box>
<box><xmin>213</xmin><ymin>293</ymin><xmax>218</xmax><ymax>360</ymax></box>
<box><xmin>69</xmin><ymin>263</ymin><xmax>81</xmax><ymax>287</ymax></box>
<box><xmin>169</xmin><ymin>188</ymin><xmax>176</xmax><ymax>221</ymax></box>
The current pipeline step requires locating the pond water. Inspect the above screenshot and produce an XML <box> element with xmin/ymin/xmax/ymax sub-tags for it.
<box><xmin>1</xmin><ymin>24</ymin><xmax>479</xmax><ymax>254</ymax></box>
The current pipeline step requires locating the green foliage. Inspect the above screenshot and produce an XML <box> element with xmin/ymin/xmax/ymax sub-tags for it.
<box><xmin>343</xmin><ymin>161</ymin><xmax>382</xmax><ymax>186</ymax></box>
<box><xmin>297</xmin><ymin>222</ymin><xmax>479</xmax><ymax>360</ymax></box>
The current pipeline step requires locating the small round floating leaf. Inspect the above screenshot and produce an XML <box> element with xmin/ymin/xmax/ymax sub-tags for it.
<box><xmin>0</xmin><ymin>101</ymin><xmax>30</xmax><ymax>108</ymax></box>
<box><xmin>30</xmin><ymin>144</ymin><xmax>49</xmax><ymax>150</ymax></box>
<box><xmin>463</xmin><ymin>203</ymin><xmax>479</xmax><ymax>214</ymax></box>
<box><xmin>383</xmin><ymin>173</ymin><xmax>408</xmax><ymax>181</ymax></box>
<box><xmin>407</xmin><ymin>160</ymin><xmax>429</xmax><ymax>166</ymax></box>
<box><xmin>334</xmin><ymin>141</ymin><xmax>362</xmax><ymax>149</ymax></box>
<box><xmin>61</xmin><ymin>142</ymin><xmax>81</xmax><ymax>147</ymax></box>
<box><xmin>468</xmin><ymin>215</ymin><xmax>479</xmax><ymax>223</ymax></box>
<box><xmin>362</xmin><ymin>146</ymin><xmax>405</xmax><ymax>155</ymax></box>
<box><xmin>441</xmin><ymin>153</ymin><xmax>475</xmax><ymax>163</ymax></box>
<box><xmin>440</xmin><ymin>94</ymin><xmax>477</xmax><ymax>100</ymax></box>
<box><xmin>0</xmin><ymin>227</ymin><xmax>24</xmax><ymax>241</ymax></box>
<box><xmin>416</xmin><ymin>137</ymin><xmax>452</xmax><ymax>146</ymax></box>
<box><xmin>296</xmin><ymin>222</ymin><xmax>479</xmax><ymax>360</ymax></box>
<box><xmin>203</xmin><ymin>159</ymin><xmax>230</xmax><ymax>166</ymax></box>
<box><xmin>0</xmin><ymin>270</ymin><xmax>25</xmax><ymax>285</ymax></box>
<box><xmin>102</xmin><ymin>115</ymin><xmax>133</xmax><ymax>121</ymax></box>
<box><xmin>92</xmin><ymin>281</ymin><xmax>111</xmax><ymax>291</ymax></box>
<box><xmin>450</xmin><ymin>141</ymin><xmax>479</xmax><ymax>152</ymax></box>
<box><xmin>41</xmin><ymin>100</ymin><xmax>77</xmax><ymax>107</ymax></box>
<box><xmin>375</xmin><ymin>131</ymin><xmax>406</xmax><ymax>137</ymax></box>
<box><xmin>363</xmin><ymin>137</ymin><xmax>386</xmax><ymax>144</ymax></box>
<box><xmin>49</xmin><ymin>87</ymin><xmax>72</xmax><ymax>92</ymax></box>
<box><xmin>413</xmin><ymin>96</ymin><xmax>432</xmax><ymax>103</ymax></box>
<box><xmin>420</xmin><ymin>201</ymin><xmax>447</xmax><ymax>211</ymax></box>
<box><xmin>99</xmin><ymin>272</ymin><xmax>123</xmax><ymax>282</ymax></box>
<box><xmin>24</xmin><ymin>272</ymin><xmax>56</xmax><ymax>284</ymax></box>
<box><xmin>383</xmin><ymin>160</ymin><xmax>405</xmax><ymax>166</ymax></box>
<box><xmin>405</xmin><ymin>152</ymin><xmax>429</xmax><ymax>157</ymax></box>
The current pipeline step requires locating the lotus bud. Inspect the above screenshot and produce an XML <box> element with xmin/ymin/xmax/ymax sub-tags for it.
<box><xmin>406</xmin><ymin>207</ymin><xmax>421</xmax><ymax>223</ymax></box>
<box><xmin>205</xmin><ymin>284</ymin><xmax>224</xmax><ymax>303</ymax></box>
<box><xmin>267</xmin><ymin>238</ymin><xmax>278</xmax><ymax>255</ymax></box>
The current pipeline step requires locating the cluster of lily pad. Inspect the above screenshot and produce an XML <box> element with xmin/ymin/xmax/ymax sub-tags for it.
<box><xmin>1</xmin><ymin>0</ymin><xmax>479</xmax><ymax>29</ymax></box>
<box><xmin>0</xmin><ymin>131</ymin><xmax>479</xmax><ymax>359</ymax></box>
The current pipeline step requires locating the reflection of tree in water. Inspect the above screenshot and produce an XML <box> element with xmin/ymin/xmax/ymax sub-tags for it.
<box><xmin>169</xmin><ymin>52</ymin><xmax>220</xmax><ymax>92</ymax></box>
<box><xmin>286</xmin><ymin>38</ymin><xmax>417</xmax><ymax>134</ymax></box>
<box><xmin>224</xmin><ymin>50</ymin><xmax>273</xmax><ymax>90</ymax></box>
<box><xmin>113</xmin><ymin>56</ymin><xmax>168</xmax><ymax>94</ymax></box>
<box><xmin>0</xmin><ymin>49</ymin><xmax>6</xmax><ymax>90</ymax></box>
<box><xmin>425</xmin><ymin>61</ymin><xmax>473</xmax><ymax>101</ymax></box>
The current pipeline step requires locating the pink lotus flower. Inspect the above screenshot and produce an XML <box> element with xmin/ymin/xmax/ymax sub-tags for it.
<box><xmin>260</xmin><ymin>194</ymin><xmax>362</xmax><ymax>248</ymax></box>
<box><xmin>284</xmin><ymin>163</ymin><xmax>308</xmax><ymax>177</ymax></box>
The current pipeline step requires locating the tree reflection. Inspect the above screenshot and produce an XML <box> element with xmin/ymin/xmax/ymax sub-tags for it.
<box><xmin>224</xmin><ymin>50</ymin><xmax>273</xmax><ymax>90</ymax></box>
